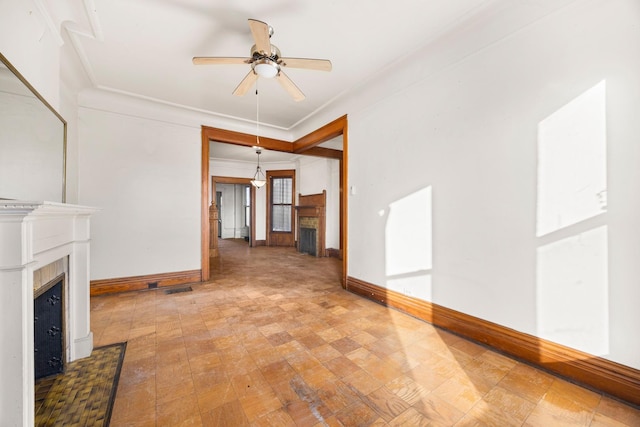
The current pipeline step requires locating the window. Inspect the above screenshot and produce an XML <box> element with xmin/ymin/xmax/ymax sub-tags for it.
<box><xmin>271</xmin><ymin>176</ymin><xmax>292</xmax><ymax>232</ymax></box>
<box><xmin>244</xmin><ymin>185</ymin><xmax>251</xmax><ymax>228</ymax></box>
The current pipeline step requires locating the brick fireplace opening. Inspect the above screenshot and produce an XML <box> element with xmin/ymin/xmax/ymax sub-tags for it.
<box><xmin>299</xmin><ymin>227</ymin><xmax>317</xmax><ymax>256</ymax></box>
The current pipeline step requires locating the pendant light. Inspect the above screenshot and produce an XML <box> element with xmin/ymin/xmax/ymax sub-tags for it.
<box><xmin>251</xmin><ymin>148</ymin><xmax>266</xmax><ymax>188</ymax></box>
<box><xmin>251</xmin><ymin>86</ymin><xmax>267</xmax><ymax>188</ymax></box>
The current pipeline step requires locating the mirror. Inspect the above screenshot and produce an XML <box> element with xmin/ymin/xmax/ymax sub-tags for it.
<box><xmin>0</xmin><ymin>53</ymin><xmax>66</xmax><ymax>203</ymax></box>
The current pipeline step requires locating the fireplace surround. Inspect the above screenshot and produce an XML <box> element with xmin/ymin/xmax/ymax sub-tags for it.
<box><xmin>0</xmin><ymin>201</ymin><xmax>97</xmax><ymax>426</ymax></box>
<box><xmin>295</xmin><ymin>191</ymin><xmax>326</xmax><ymax>257</ymax></box>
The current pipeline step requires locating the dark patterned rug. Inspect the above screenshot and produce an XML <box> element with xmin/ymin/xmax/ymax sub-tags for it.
<box><xmin>35</xmin><ymin>342</ymin><xmax>126</xmax><ymax>426</ymax></box>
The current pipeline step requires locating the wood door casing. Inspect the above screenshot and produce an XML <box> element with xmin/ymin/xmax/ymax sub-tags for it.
<box><xmin>266</xmin><ymin>169</ymin><xmax>295</xmax><ymax>247</ymax></box>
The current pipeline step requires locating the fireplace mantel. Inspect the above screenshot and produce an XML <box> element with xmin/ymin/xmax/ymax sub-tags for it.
<box><xmin>0</xmin><ymin>200</ymin><xmax>98</xmax><ymax>426</ymax></box>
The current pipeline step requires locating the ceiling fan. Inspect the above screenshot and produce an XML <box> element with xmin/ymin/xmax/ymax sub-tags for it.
<box><xmin>193</xmin><ymin>19</ymin><xmax>332</xmax><ymax>102</ymax></box>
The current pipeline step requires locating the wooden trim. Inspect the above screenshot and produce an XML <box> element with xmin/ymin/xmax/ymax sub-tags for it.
<box><xmin>201</xmin><ymin>128</ymin><xmax>210</xmax><ymax>281</ymax></box>
<box><xmin>345</xmin><ymin>276</ymin><xmax>640</xmax><ymax>407</ymax></box>
<box><xmin>91</xmin><ymin>270</ymin><xmax>201</xmax><ymax>296</ymax></box>
<box><xmin>203</xmin><ymin>126</ymin><xmax>293</xmax><ymax>152</ymax></box>
<box><xmin>212</xmin><ymin>176</ymin><xmax>254</xmax><ymax>185</ymax></box>
<box><xmin>341</xmin><ymin>120</ymin><xmax>348</xmax><ymax>288</ymax></box>
<box><xmin>300</xmin><ymin>146</ymin><xmax>343</xmax><ymax>159</ymax></box>
<box><xmin>254</xmin><ymin>240</ymin><xmax>266</xmax><ymax>246</ymax></box>
<box><xmin>293</xmin><ymin>115</ymin><xmax>347</xmax><ymax>153</ymax></box>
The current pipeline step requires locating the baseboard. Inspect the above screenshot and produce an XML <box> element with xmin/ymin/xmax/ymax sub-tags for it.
<box><xmin>254</xmin><ymin>240</ymin><xmax>267</xmax><ymax>247</ymax></box>
<box><xmin>346</xmin><ymin>276</ymin><xmax>640</xmax><ymax>407</ymax></box>
<box><xmin>91</xmin><ymin>269</ymin><xmax>201</xmax><ymax>296</ymax></box>
<box><xmin>326</xmin><ymin>248</ymin><xmax>342</xmax><ymax>259</ymax></box>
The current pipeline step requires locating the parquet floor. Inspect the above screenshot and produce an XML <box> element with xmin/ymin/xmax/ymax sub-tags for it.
<box><xmin>91</xmin><ymin>239</ymin><xmax>640</xmax><ymax>426</ymax></box>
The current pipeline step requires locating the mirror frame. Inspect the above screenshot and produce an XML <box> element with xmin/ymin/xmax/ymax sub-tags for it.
<box><xmin>0</xmin><ymin>52</ymin><xmax>67</xmax><ymax>203</ymax></box>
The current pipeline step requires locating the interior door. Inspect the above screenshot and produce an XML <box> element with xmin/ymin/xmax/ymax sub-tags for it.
<box><xmin>267</xmin><ymin>169</ymin><xmax>295</xmax><ymax>247</ymax></box>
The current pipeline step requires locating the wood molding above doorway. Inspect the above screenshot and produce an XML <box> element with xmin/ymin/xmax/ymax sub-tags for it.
<box><xmin>201</xmin><ymin>116</ymin><xmax>348</xmax><ymax>283</ymax></box>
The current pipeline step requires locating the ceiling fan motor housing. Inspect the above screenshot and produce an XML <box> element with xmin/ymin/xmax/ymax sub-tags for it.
<box><xmin>250</xmin><ymin>44</ymin><xmax>282</xmax><ymax>77</ymax></box>
<box><xmin>251</xmin><ymin>44</ymin><xmax>281</xmax><ymax>61</ymax></box>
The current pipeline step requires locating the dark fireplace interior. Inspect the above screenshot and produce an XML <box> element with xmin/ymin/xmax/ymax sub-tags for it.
<box><xmin>34</xmin><ymin>278</ymin><xmax>64</xmax><ymax>379</ymax></box>
<box><xmin>300</xmin><ymin>227</ymin><xmax>317</xmax><ymax>256</ymax></box>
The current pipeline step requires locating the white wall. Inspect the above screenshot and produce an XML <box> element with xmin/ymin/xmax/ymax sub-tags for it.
<box><xmin>347</xmin><ymin>0</ymin><xmax>640</xmax><ymax>369</ymax></box>
<box><xmin>78</xmin><ymin>108</ymin><xmax>201</xmax><ymax>279</ymax></box>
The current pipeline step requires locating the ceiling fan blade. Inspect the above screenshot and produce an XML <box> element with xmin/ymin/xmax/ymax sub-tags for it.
<box><xmin>279</xmin><ymin>57</ymin><xmax>332</xmax><ymax>72</ymax></box>
<box><xmin>276</xmin><ymin>71</ymin><xmax>305</xmax><ymax>102</ymax></box>
<box><xmin>248</xmin><ymin>19</ymin><xmax>272</xmax><ymax>55</ymax></box>
<box><xmin>193</xmin><ymin>57</ymin><xmax>250</xmax><ymax>65</ymax></box>
<box><xmin>232</xmin><ymin>70</ymin><xmax>258</xmax><ymax>96</ymax></box>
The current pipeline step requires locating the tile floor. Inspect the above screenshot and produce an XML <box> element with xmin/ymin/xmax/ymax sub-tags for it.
<box><xmin>91</xmin><ymin>239</ymin><xmax>640</xmax><ymax>426</ymax></box>
<box><xmin>35</xmin><ymin>343</ymin><xmax>125</xmax><ymax>426</ymax></box>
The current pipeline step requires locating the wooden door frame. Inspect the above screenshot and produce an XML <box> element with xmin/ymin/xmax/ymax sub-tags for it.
<box><xmin>201</xmin><ymin>115</ymin><xmax>348</xmax><ymax>285</ymax></box>
<box><xmin>266</xmin><ymin>169</ymin><xmax>296</xmax><ymax>247</ymax></box>
<box><xmin>211</xmin><ymin>176</ymin><xmax>256</xmax><ymax>246</ymax></box>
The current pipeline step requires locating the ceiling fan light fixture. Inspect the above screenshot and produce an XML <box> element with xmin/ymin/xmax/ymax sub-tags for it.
<box><xmin>254</xmin><ymin>59</ymin><xmax>279</xmax><ymax>78</ymax></box>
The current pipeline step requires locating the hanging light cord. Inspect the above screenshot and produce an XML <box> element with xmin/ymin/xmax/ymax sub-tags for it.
<box><xmin>255</xmin><ymin>81</ymin><xmax>260</xmax><ymax>146</ymax></box>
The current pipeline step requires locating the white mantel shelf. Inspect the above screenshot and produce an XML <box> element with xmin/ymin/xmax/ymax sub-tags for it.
<box><xmin>0</xmin><ymin>200</ymin><xmax>99</xmax><ymax>427</ymax></box>
<box><xmin>0</xmin><ymin>200</ymin><xmax>98</xmax><ymax>212</ymax></box>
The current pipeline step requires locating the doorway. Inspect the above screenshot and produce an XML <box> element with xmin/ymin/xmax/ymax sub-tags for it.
<box><xmin>217</xmin><ymin>184</ymin><xmax>251</xmax><ymax>243</ymax></box>
<box><xmin>212</xmin><ymin>176</ymin><xmax>256</xmax><ymax>247</ymax></box>
<box><xmin>201</xmin><ymin>116</ymin><xmax>348</xmax><ymax>284</ymax></box>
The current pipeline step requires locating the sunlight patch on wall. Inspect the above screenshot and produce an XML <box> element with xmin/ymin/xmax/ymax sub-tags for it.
<box><xmin>536</xmin><ymin>225</ymin><xmax>609</xmax><ymax>356</ymax></box>
<box><xmin>385</xmin><ymin>186</ymin><xmax>432</xmax><ymax>299</ymax></box>
<box><xmin>536</xmin><ymin>80</ymin><xmax>607</xmax><ymax>237</ymax></box>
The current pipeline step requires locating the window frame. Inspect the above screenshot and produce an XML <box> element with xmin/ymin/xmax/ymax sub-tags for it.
<box><xmin>266</xmin><ymin>169</ymin><xmax>296</xmax><ymax>246</ymax></box>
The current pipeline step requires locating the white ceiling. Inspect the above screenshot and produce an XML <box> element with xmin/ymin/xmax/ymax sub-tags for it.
<box><xmin>55</xmin><ymin>0</ymin><xmax>496</xmax><ymax>131</ymax></box>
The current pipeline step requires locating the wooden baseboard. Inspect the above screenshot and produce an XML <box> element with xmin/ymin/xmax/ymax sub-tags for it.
<box><xmin>91</xmin><ymin>269</ymin><xmax>201</xmax><ymax>296</ymax></box>
<box><xmin>254</xmin><ymin>240</ymin><xmax>266</xmax><ymax>247</ymax></box>
<box><xmin>346</xmin><ymin>276</ymin><xmax>640</xmax><ymax>407</ymax></box>
<box><xmin>326</xmin><ymin>248</ymin><xmax>342</xmax><ymax>259</ymax></box>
